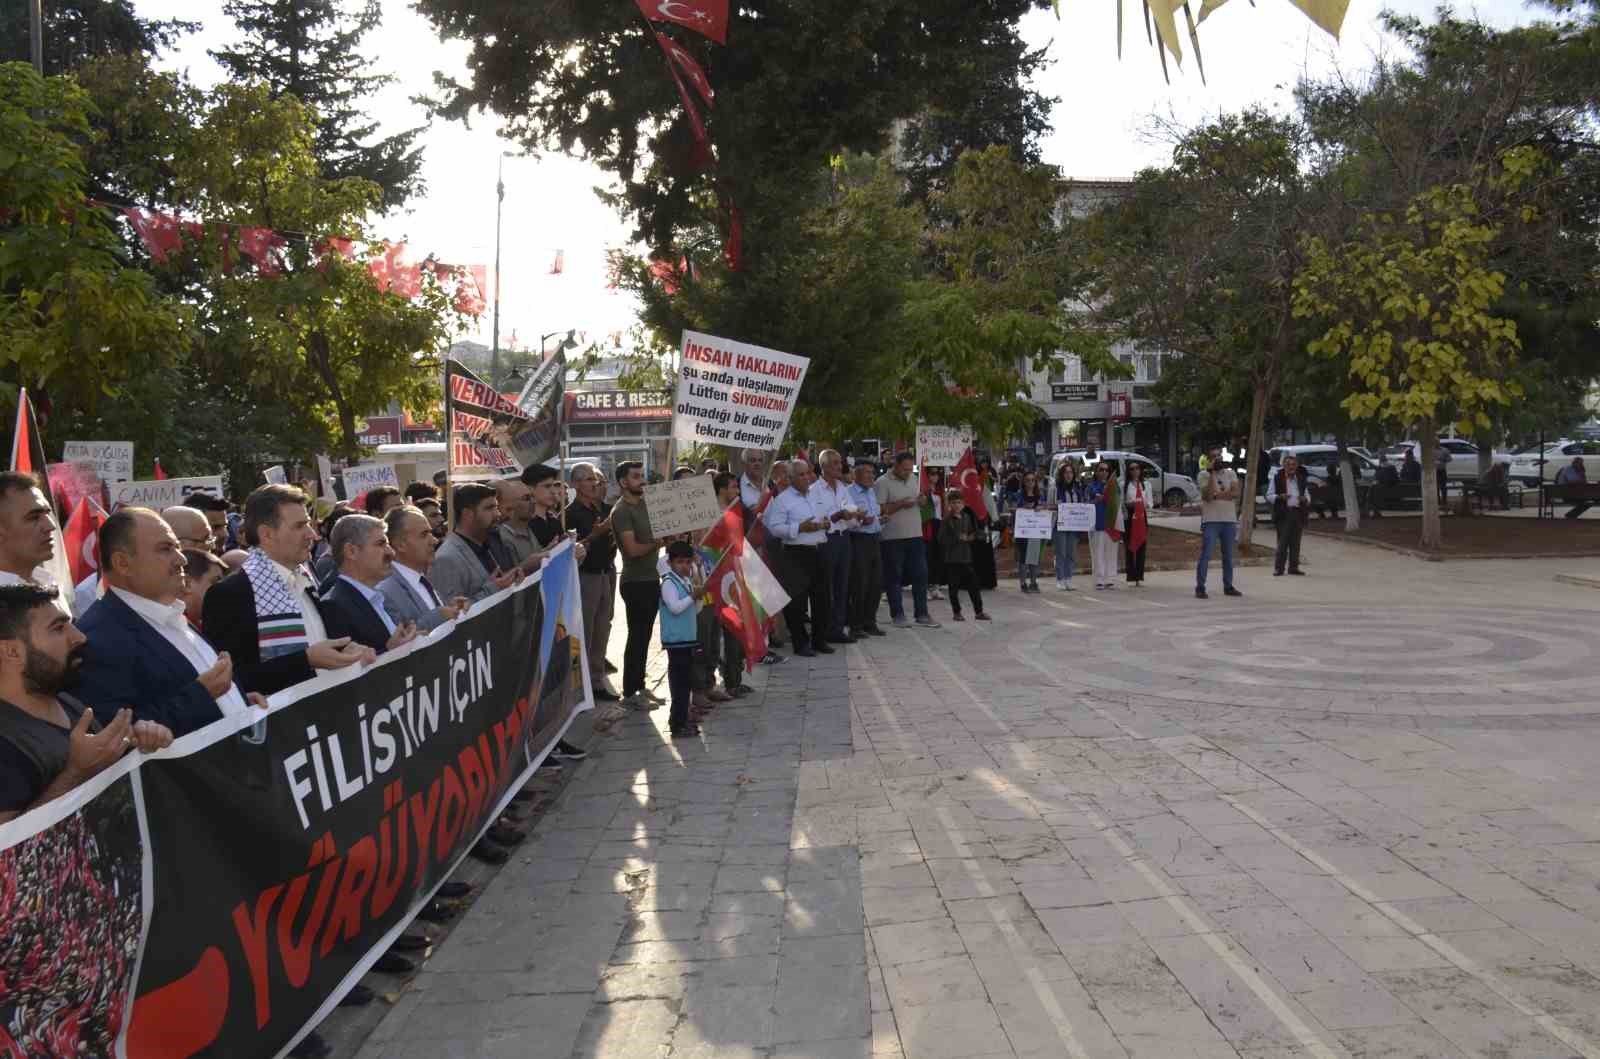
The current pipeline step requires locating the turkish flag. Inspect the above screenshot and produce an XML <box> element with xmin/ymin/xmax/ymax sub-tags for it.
<box><xmin>152</xmin><ymin>458</ymin><xmax>167</xmax><ymax>480</ymax></box>
<box><xmin>454</xmin><ymin>264</ymin><xmax>488</xmax><ymax>316</ymax></box>
<box><xmin>655</xmin><ymin>33</ymin><xmax>714</xmax><ymax>106</ymax></box>
<box><xmin>63</xmin><ymin>496</ymin><xmax>107</xmax><ymax>586</ymax></box>
<box><xmin>635</xmin><ymin>0</ymin><xmax>728</xmax><ymax>45</ymax></box>
<box><xmin>667</xmin><ymin>63</ymin><xmax>711</xmax><ymax>152</ymax></box>
<box><xmin>952</xmin><ymin>448</ymin><xmax>986</xmax><ymax>518</ymax></box>
<box><xmin>237</xmin><ymin>225</ymin><xmax>286</xmax><ymax>275</ymax></box>
<box><xmin>124</xmin><ymin>208</ymin><xmax>183</xmax><ymax>262</ymax></box>
<box><xmin>700</xmin><ymin>506</ymin><xmax>789</xmax><ymax>670</ymax></box>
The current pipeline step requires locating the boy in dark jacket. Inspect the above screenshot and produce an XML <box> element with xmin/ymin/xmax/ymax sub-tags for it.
<box><xmin>937</xmin><ymin>490</ymin><xmax>989</xmax><ymax>621</ymax></box>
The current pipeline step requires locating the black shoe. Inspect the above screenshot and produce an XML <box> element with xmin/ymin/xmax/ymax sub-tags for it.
<box><xmin>339</xmin><ymin>985</ymin><xmax>375</xmax><ymax>1008</ymax></box>
<box><xmin>1195</xmin><ymin>588</ymin><xmax>1209</xmax><ymax>599</ymax></box>
<box><xmin>604</xmin><ymin>660</ymin><xmax>618</xmax><ymax>673</ymax></box>
<box><xmin>417</xmin><ymin>900</ymin><xmax>456</xmax><ymax>923</ymax></box>
<box><xmin>471</xmin><ymin>841</ymin><xmax>509</xmax><ymax>865</ymax></box>
<box><xmin>761</xmin><ymin>651</ymin><xmax>786</xmax><ymax>664</ymax></box>
<box><xmin>437</xmin><ymin>881</ymin><xmax>472</xmax><ymax>898</ymax></box>
<box><xmin>814</xmin><ymin>642</ymin><xmax>836</xmax><ymax>654</ymax></box>
<box><xmin>863</xmin><ymin>625</ymin><xmax>887</xmax><ymax>637</ymax></box>
<box><xmin>952</xmin><ymin>612</ymin><xmax>965</xmax><ymax>621</ymax></box>
<box><xmin>1288</xmin><ymin>569</ymin><xmax>1305</xmax><ymax>576</ymax></box>
<box><xmin>373</xmin><ymin>953</ymin><xmax>417</xmax><ymax>975</ymax></box>
<box><xmin>488</xmin><ymin>822</ymin><xmax>526</xmax><ymax>845</ymax></box>
<box><xmin>669</xmin><ymin>723</ymin><xmax>700</xmax><ymax>738</ymax></box>
<box><xmin>539</xmin><ymin>756</ymin><xmax>564</xmax><ymax>771</ymax></box>
<box><xmin>290</xmin><ymin>1032</ymin><xmax>332</xmax><ymax>1058</ymax></box>
<box><xmin>825</xmin><ymin>634</ymin><xmax>856</xmax><ymax>644</ymax></box>
<box><xmin>1273</xmin><ymin>569</ymin><xmax>1283</xmax><ymax>576</ymax></box>
<box><xmin>554</xmin><ymin>739</ymin><xmax>589</xmax><ymax>760</ymax></box>
<box><xmin>794</xmin><ymin>646</ymin><xmax>816</xmax><ymax>658</ymax></box>
<box><xmin>729</xmin><ymin>685</ymin><xmax>754</xmax><ymax>698</ymax></box>
<box><xmin>1224</xmin><ymin>587</ymin><xmax>1243</xmax><ymax>597</ymax></box>
<box><xmin>391</xmin><ymin>932</ymin><xmax>430</xmax><ymax>952</ymax></box>
<box><xmin>595</xmin><ymin>687</ymin><xmax>621</xmax><ymax>701</ymax></box>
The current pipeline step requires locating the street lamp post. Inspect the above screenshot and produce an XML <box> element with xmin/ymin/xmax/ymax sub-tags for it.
<box><xmin>490</xmin><ymin>152</ymin><xmax>507</xmax><ymax>388</ymax></box>
<box><xmin>540</xmin><ymin>329</ymin><xmax>580</xmax><ymax>358</ymax></box>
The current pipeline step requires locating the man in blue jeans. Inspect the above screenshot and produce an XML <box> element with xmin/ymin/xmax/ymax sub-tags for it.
<box><xmin>1195</xmin><ymin>444</ymin><xmax>1244</xmax><ymax>599</ymax></box>
<box><xmin>875</xmin><ymin>451</ymin><xmax>941</xmax><ymax>628</ymax></box>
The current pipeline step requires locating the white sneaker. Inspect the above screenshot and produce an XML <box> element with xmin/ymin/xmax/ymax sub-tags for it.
<box><xmin>929</xmin><ymin>588</ymin><xmax>945</xmax><ymax>600</ymax></box>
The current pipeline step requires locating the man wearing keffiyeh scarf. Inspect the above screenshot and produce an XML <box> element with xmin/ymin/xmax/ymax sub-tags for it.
<box><xmin>200</xmin><ymin>485</ymin><xmax>373</xmax><ymax>696</ymax></box>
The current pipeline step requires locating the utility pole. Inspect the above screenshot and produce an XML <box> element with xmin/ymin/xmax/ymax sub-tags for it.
<box><xmin>490</xmin><ymin>152</ymin><xmax>506</xmax><ymax>388</ymax></box>
<box><xmin>29</xmin><ymin>0</ymin><xmax>44</xmax><ymax>74</ymax></box>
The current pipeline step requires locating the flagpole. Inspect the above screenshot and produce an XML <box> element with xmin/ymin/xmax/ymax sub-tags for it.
<box><xmin>443</xmin><ymin>359</ymin><xmax>455</xmax><ymax>531</ymax></box>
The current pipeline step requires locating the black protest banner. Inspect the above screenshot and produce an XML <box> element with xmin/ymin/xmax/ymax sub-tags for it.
<box><xmin>0</xmin><ymin>544</ymin><xmax>591</xmax><ymax>1059</ymax></box>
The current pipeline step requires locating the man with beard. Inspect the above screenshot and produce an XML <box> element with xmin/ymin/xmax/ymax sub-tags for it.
<box><xmin>610</xmin><ymin>461</ymin><xmax>663</xmax><ymax>707</ymax></box>
<box><xmin>202</xmin><ymin>485</ymin><xmax>374</xmax><ymax>696</ymax></box>
<box><xmin>430</xmin><ymin>483</ymin><xmax>525</xmax><ymax>604</ymax></box>
<box><xmin>0</xmin><ymin>584</ymin><xmax>172</xmax><ymax>824</ymax></box>
<box><xmin>75</xmin><ymin>508</ymin><xmax>258</xmax><ymax>736</ymax></box>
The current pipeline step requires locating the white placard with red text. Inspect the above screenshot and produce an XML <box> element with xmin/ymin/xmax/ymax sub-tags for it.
<box><xmin>915</xmin><ymin>426</ymin><xmax>972</xmax><ymax>468</ymax></box>
<box><xmin>674</xmin><ymin>330</ymin><xmax>810</xmax><ymax>450</ymax></box>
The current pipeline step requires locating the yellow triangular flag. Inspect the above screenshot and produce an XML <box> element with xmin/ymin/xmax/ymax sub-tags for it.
<box><xmin>1146</xmin><ymin>0</ymin><xmax>1185</xmax><ymax>63</ymax></box>
<box><xmin>1285</xmin><ymin>0</ymin><xmax>1350</xmax><ymax>37</ymax></box>
<box><xmin>1196</xmin><ymin>0</ymin><xmax>1229</xmax><ymax>23</ymax></box>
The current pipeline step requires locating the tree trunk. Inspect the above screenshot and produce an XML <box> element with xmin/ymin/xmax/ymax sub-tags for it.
<box><xmin>1238</xmin><ymin>376</ymin><xmax>1270</xmax><ymax>549</ymax></box>
<box><xmin>1335</xmin><ymin>432</ymin><xmax>1360</xmax><ymax>532</ymax></box>
<box><xmin>1418</xmin><ymin>427</ymin><xmax>1442</xmax><ymax>550</ymax></box>
<box><xmin>307</xmin><ymin>332</ymin><xmax>359</xmax><ymax>459</ymax></box>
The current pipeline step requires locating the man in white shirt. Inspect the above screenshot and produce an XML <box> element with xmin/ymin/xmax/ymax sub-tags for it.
<box><xmin>813</xmin><ymin>449</ymin><xmax>861</xmax><ymax>642</ymax></box>
<box><xmin>1195</xmin><ymin>444</ymin><xmax>1243</xmax><ymax>599</ymax></box>
<box><xmin>762</xmin><ymin>459</ymin><xmax>832</xmax><ymax>657</ymax></box>
<box><xmin>739</xmin><ymin>449</ymin><xmax>769</xmax><ymax>512</ymax></box>
<box><xmin>75</xmin><ymin>507</ymin><xmax>260</xmax><ymax>736</ymax></box>
<box><xmin>0</xmin><ymin>471</ymin><xmax>70</xmax><ymax>612</ymax></box>
<box><xmin>380</xmin><ymin>506</ymin><xmax>468</xmax><ymax>633</ymax></box>
<box><xmin>1264</xmin><ymin>452</ymin><xmax>1310</xmax><ymax>577</ymax></box>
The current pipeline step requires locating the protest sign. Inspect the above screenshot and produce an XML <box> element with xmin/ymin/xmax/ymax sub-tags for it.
<box><xmin>1058</xmin><ymin>503</ymin><xmax>1096</xmax><ymax>532</ymax></box>
<box><xmin>262</xmin><ymin>464</ymin><xmax>287</xmax><ymax>485</ymax></box>
<box><xmin>1013</xmin><ymin>508</ymin><xmax>1055</xmax><ymax>541</ymax></box>
<box><xmin>915</xmin><ymin>425</ymin><xmax>972</xmax><ymax>468</ymax></box>
<box><xmin>644</xmin><ymin>474</ymin><xmax>724</xmax><ymax>537</ymax></box>
<box><xmin>0</xmin><ymin>544</ymin><xmax>591</xmax><ymax>1059</ymax></box>
<box><xmin>62</xmin><ymin>440</ymin><xmax>133</xmax><ymax>483</ymax></box>
<box><xmin>674</xmin><ymin>330</ymin><xmax>809</xmax><ymax>449</ymax></box>
<box><xmin>316</xmin><ymin>454</ymin><xmax>337</xmax><ymax>499</ymax></box>
<box><xmin>342</xmin><ymin>462</ymin><xmax>400</xmax><ymax>498</ymax></box>
<box><xmin>110</xmin><ymin>475</ymin><xmax>224</xmax><ymax>510</ymax></box>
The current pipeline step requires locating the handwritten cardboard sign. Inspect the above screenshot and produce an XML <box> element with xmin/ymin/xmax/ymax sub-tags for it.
<box><xmin>644</xmin><ymin>474</ymin><xmax>724</xmax><ymax>537</ymax></box>
<box><xmin>1057</xmin><ymin>503</ymin><xmax>1096</xmax><ymax>532</ymax></box>
<box><xmin>1013</xmin><ymin>508</ymin><xmax>1055</xmax><ymax>541</ymax></box>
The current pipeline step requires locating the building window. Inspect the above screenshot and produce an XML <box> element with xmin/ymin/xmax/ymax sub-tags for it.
<box><xmin>1049</xmin><ymin>356</ymin><xmax>1084</xmax><ymax>385</ymax></box>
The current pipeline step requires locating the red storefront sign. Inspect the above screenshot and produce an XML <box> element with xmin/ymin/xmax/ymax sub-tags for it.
<box><xmin>357</xmin><ymin>415</ymin><xmax>401</xmax><ymax>446</ymax></box>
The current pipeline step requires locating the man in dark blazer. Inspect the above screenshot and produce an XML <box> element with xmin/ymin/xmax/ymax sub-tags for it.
<box><xmin>319</xmin><ymin>514</ymin><xmax>417</xmax><ymax>655</ymax></box>
<box><xmin>202</xmin><ymin>485</ymin><xmax>371</xmax><ymax>697</ymax></box>
<box><xmin>1265</xmin><ymin>452</ymin><xmax>1312</xmax><ymax>577</ymax></box>
<box><xmin>76</xmin><ymin>508</ymin><xmax>253</xmax><ymax>736</ymax></box>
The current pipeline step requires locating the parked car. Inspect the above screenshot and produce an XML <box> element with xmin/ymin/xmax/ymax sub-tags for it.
<box><xmin>1380</xmin><ymin>439</ymin><xmax>1484</xmax><ymax>481</ymax></box>
<box><xmin>1508</xmin><ymin>439</ymin><xmax>1600</xmax><ymax>485</ymax></box>
<box><xmin>1253</xmin><ymin>445</ymin><xmax>1376</xmax><ymax>517</ymax></box>
<box><xmin>1048</xmin><ymin>449</ymin><xmax>1200</xmax><ymax>509</ymax></box>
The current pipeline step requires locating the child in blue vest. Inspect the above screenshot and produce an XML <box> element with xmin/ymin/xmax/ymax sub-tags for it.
<box><xmin>659</xmin><ymin>540</ymin><xmax>705</xmax><ymax>738</ymax></box>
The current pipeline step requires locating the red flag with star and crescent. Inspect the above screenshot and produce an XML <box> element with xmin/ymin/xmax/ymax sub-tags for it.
<box><xmin>635</xmin><ymin>0</ymin><xmax>728</xmax><ymax>45</ymax></box>
<box><xmin>953</xmin><ymin>448</ymin><xmax>986</xmax><ymax>518</ymax></box>
<box><xmin>655</xmin><ymin>33</ymin><xmax>714</xmax><ymax>106</ymax></box>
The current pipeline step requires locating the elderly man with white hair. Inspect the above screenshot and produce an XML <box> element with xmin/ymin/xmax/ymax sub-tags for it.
<box><xmin>762</xmin><ymin>458</ymin><xmax>832</xmax><ymax>658</ymax></box>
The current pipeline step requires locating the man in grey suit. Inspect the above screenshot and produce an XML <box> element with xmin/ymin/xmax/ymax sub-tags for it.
<box><xmin>429</xmin><ymin>483</ymin><xmax>524</xmax><ymax>604</ymax></box>
<box><xmin>379</xmin><ymin>506</ymin><xmax>468</xmax><ymax>632</ymax></box>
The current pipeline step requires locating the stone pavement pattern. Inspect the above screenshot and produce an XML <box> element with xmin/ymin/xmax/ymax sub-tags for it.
<box><xmin>355</xmin><ymin>539</ymin><xmax>1600</xmax><ymax>1058</ymax></box>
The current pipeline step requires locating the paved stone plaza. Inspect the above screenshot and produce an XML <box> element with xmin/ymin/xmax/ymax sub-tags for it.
<box><xmin>354</xmin><ymin>537</ymin><xmax>1600</xmax><ymax>1059</ymax></box>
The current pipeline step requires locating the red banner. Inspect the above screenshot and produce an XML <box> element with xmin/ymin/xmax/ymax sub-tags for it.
<box><xmin>655</xmin><ymin>33</ymin><xmax>714</xmax><ymax>106</ymax></box>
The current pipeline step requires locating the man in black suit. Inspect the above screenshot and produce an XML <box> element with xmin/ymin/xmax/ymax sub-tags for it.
<box><xmin>319</xmin><ymin>514</ymin><xmax>418</xmax><ymax>655</ymax></box>
<box><xmin>202</xmin><ymin>485</ymin><xmax>371</xmax><ymax>697</ymax></box>
<box><xmin>76</xmin><ymin>507</ymin><xmax>257</xmax><ymax>736</ymax></box>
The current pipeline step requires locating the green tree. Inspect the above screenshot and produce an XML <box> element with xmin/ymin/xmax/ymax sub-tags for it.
<box><xmin>212</xmin><ymin>0</ymin><xmax>426</xmax><ymax>209</ymax></box>
<box><xmin>1</xmin><ymin>0</ymin><xmax>193</xmax><ymax>74</ymax></box>
<box><xmin>0</xmin><ymin>62</ymin><xmax>188</xmax><ymax>412</ymax></box>
<box><xmin>1078</xmin><ymin>110</ymin><xmax>1324</xmax><ymax>544</ymax></box>
<box><xmin>1293</xmin><ymin>158</ymin><xmax>1535</xmax><ymax>549</ymax></box>
<box><xmin>72</xmin><ymin>61</ymin><xmax>467</xmax><ymax>460</ymax></box>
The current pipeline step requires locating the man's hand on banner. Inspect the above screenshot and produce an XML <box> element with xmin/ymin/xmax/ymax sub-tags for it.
<box><xmin>442</xmin><ymin>596</ymin><xmax>470</xmax><ymax>622</ymax></box>
<box><xmin>196</xmin><ymin>653</ymin><xmax>234</xmax><ymax>699</ymax></box>
<box><xmin>493</xmin><ymin>568</ymin><xmax>523</xmax><ymax>590</ymax></box>
<box><xmin>308</xmin><ymin>637</ymin><xmax>375</xmax><ymax>669</ymax></box>
<box><xmin>246</xmin><ymin>692</ymin><xmax>270</xmax><ymax>710</ymax></box>
<box><xmin>386</xmin><ymin>621</ymin><xmax>419</xmax><ymax>652</ymax></box>
<box><xmin>574</xmin><ymin>542</ymin><xmax>587</xmax><ymax>563</ymax></box>
<box><xmin>130</xmin><ymin>720</ymin><xmax>174</xmax><ymax>753</ymax></box>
